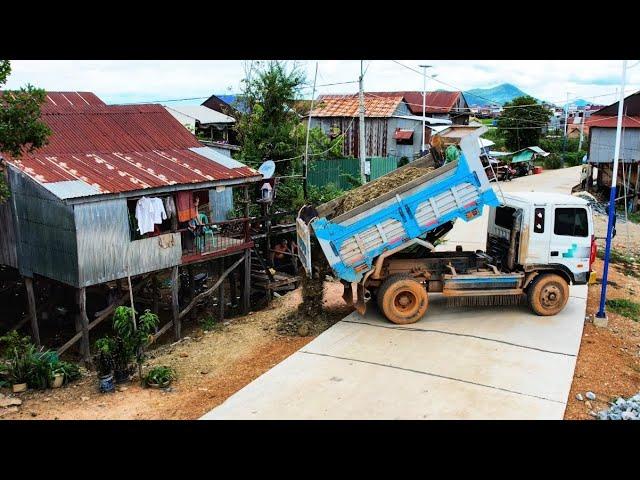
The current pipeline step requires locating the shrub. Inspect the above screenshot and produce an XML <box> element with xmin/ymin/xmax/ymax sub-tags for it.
<box><xmin>144</xmin><ymin>365</ymin><xmax>176</xmax><ymax>387</ymax></box>
<box><xmin>606</xmin><ymin>298</ymin><xmax>640</xmax><ymax>321</ymax></box>
<box><xmin>544</xmin><ymin>154</ymin><xmax>562</xmax><ymax>169</ymax></box>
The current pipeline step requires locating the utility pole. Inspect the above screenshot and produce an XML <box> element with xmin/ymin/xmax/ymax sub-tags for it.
<box><xmin>562</xmin><ymin>91</ymin><xmax>570</xmax><ymax>168</ymax></box>
<box><xmin>419</xmin><ymin>64</ymin><xmax>433</xmax><ymax>155</ymax></box>
<box><xmin>303</xmin><ymin>62</ymin><xmax>318</xmax><ymax>201</ymax></box>
<box><xmin>596</xmin><ymin>60</ymin><xmax>628</xmax><ymax>325</ymax></box>
<box><xmin>359</xmin><ymin>60</ymin><xmax>366</xmax><ymax>184</ymax></box>
<box><xmin>578</xmin><ymin>109</ymin><xmax>585</xmax><ymax>152</ymax></box>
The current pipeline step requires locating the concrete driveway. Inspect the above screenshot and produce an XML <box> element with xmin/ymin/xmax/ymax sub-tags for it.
<box><xmin>202</xmin><ymin>167</ymin><xmax>587</xmax><ymax>420</ymax></box>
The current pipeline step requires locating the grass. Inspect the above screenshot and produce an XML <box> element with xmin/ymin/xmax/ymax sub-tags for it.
<box><xmin>606</xmin><ymin>298</ymin><xmax>640</xmax><ymax>322</ymax></box>
<box><xmin>596</xmin><ymin>248</ymin><xmax>636</xmax><ymax>266</ymax></box>
<box><xmin>627</xmin><ymin>211</ymin><xmax>640</xmax><ymax>225</ymax></box>
<box><xmin>200</xmin><ymin>315</ymin><xmax>223</xmax><ymax>332</ymax></box>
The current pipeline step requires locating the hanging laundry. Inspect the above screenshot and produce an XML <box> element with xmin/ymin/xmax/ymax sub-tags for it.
<box><xmin>176</xmin><ymin>191</ymin><xmax>197</xmax><ymax>222</ymax></box>
<box><xmin>135</xmin><ymin>196</ymin><xmax>156</xmax><ymax>235</ymax></box>
<box><xmin>135</xmin><ymin>196</ymin><xmax>168</xmax><ymax>235</ymax></box>
<box><xmin>163</xmin><ymin>196</ymin><xmax>177</xmax><ymax>219</ymax></box>
<box><xmin>150</xmin><ymin>197</ymin><xmax>167</xmax><ymax>224</ymax></box>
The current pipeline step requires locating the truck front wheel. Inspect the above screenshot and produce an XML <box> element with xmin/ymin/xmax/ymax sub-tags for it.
<box><xmin>377</xmin><ymin>274</ymin><xmax>428</xmax><ymax>324</ymax></box>
<box><xmin>527</xmin><ymin>273</ymin><xmax>569</xmax><ymax>316</ymax></box>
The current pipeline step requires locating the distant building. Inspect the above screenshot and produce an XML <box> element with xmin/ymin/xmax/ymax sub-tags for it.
<box><xmin>308</xmin><ymin>93</ymin><xmax>451</xmax><ymax>159</ymax></box>
<box><xmin>164</xmin><ymin>105</ymin><xmax>236</xmax><ymax>147</ymax></box>
<box><xmin>370</xmin><ymin>91</ymin><xmax>471</xmax><ymax>125</ymax></box>
<box><xmin>586</xmin><ymin>91</ymin><xmax>640</xmax><ymax>208</ymax></box>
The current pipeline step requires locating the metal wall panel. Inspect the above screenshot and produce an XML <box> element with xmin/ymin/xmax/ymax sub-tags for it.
<box><xmin>9</xmin><ymin>168</ymin><xmax>78</xmax><ymax>285</ymax></box>
<box><xmin>75</xmin><ymin>199</ymin><xmax>181</xmax><ymax>287</ymax></box>
<box><xmin>209</xmin><ymin>187</ymin><xmax>234</xmax><ymax>222</ymax></box>
<box><xmin>0</xmin><ymin>194</ymin><xmax>18</xmax><ymax>268</ymax></box>
<box><xmin>589</xmin><ymin>127</ymin><xmax>640</xmax><ymax>163</ymax></box>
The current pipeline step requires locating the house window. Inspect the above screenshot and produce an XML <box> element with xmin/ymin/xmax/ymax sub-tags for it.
<box><xmin>127</xmin><ymin>196</ymin><xmax>174</xmax><ymax>241</ymax></box>
<box><xmin>394</xmin><ymin>128</ymin><xmax>414</xmax><ymax>145</ymax></box>
<box><xmin>495</xmin><ymin>206</ymin><xmax>516</xmax><ymax>230</ymax></box>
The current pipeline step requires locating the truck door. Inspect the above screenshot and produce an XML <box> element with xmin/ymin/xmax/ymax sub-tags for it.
<box><xmin>548</xmin><ymin>206</ymin><xmax>591</xmax><ymax>280</ymax></box>
<box><xmin>525</xmin><ymin>205</ymin><xmax>551</xmax><ymax>264</ymax></box>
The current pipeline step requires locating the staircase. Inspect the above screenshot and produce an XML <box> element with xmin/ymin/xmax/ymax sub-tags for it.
<box><xmin>250</xmin><ymin>246</ymin><xmax>299</xmax><ymax>300</ymax></box>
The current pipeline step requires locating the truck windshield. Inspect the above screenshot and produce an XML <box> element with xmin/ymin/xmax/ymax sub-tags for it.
<box><xmin>554</xmin><ymin>208</ymin><xmax>588</xmax><ymax>237</ymax></box>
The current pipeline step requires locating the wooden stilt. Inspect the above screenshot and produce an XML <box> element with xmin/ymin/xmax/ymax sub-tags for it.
<box><xmin>151</xmin><ymin>274</ymin><xmax>159</xmax><ymax>315</ymax></box>
<box><xmin>77</xmin><ymin>287</ymin><xmax>91</xmax><ymax>365</ymax></box>
<box><xmin>229</xmin><ymin>261</ymin><xmax>238</xmax><ymax>309</ymax></box>
<box><xmin>243</xmin><ymin>248</ymin><xmax>251</xmax><ymax>314</ymax></box>
<box><xmin>218</xmin><ymin>258</ymin><xmax>225</xmax><ymax>321</ymax></box>
<box><xmin>24</xmin><ymin>277</ymin><xmax>40</xmax><ymax>347</ymax></box>
<box><xmin>187</xmin><ymin>265</ymin><xmax>195</xmax><ymax>301</ymax></box>
<box><xmin>171</xmin><ymin>266</ymin><xmax>180</xmax><ymax>340</ymax></box>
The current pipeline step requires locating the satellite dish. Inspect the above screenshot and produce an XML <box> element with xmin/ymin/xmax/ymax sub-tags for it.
<box><xmin>258</xmin><ymin>160</ymin><xmax>276</xmax><ymax>179</ymax></box>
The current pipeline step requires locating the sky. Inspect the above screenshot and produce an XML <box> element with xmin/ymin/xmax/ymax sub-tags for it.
<box><xmin>4</xmin><ymin>60</ymin><xmax>640</xmax><ymax>107</ymax></box>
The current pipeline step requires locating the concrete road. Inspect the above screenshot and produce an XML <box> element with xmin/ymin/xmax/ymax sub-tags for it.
<box><xmin>202</xmin><ymin>167</ymin><xmax>587</xmax><ymax>420</ymax></box>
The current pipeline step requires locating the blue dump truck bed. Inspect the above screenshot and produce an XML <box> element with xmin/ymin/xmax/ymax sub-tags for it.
<box><xmin>301</xmin><ymin>138</ymin><xmax>501</xmax><ymax>284</ymax></box>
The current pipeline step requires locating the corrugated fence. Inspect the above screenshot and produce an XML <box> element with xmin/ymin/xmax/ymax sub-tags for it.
<box><xmin>308</xmin><ymin>157</ymin><xmax>399</xmax><ymax>190</ymax></box>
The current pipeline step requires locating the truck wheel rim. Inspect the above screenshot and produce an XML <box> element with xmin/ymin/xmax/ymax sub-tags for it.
<box><xmin>394</xmin><ymin>290</ymin><xmax>418</xmax><ymax>314</ymax></box>
<box><xmin>541</xmin><ymin>284</ymin><xmax>562</xmax><ymax>308</ymax></box>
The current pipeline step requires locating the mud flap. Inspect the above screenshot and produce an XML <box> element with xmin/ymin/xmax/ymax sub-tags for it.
<box><xmin>341</xmin><ymin>280</ymin><xmax>353</xmax><ymax>306</ymax></box>
<box><xmin>355</xmin><ymin>283</ymin><xmax>368</xmax><ymax>316</ymax></box>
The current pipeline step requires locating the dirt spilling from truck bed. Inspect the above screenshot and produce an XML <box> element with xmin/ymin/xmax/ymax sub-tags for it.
<box><xmin>331</xmin><ymin>166</ymin><xmax>435</xmax><ymax>218</ymax></box>
<box><xmin>277</xmin><ymin>276</ymin><xmax>343</xmax><ymax>337</ymax></box>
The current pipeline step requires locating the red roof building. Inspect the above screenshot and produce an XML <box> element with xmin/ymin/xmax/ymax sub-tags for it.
<box><xmin>1</xmin><ymin>92</ymin><xmax>258</xmax><ymax>197</ymax></box>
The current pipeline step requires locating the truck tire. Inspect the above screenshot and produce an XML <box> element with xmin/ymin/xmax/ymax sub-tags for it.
<box><xmin>527</xmin><ymin>273</ymin><xmax>569</xmax><ymax>316</ymax></box>
<box><xmin>377</xmin><ymin>274</ymin><xmax>428</xmax><ymax>325</ymax></box>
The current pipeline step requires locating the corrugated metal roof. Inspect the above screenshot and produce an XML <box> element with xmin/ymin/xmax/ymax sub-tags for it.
<box><xmin>311</xmin><ymin>94</ymin><xmax>404</xmax><ymax>117</ymax></box>
<box><xmin>1</xmin><ymin>92</ymin><xmax>259</xmax><ymax>199</ymax></box>
<box><xmin>369</xmin><ymin>91</ymin><xmax>464</xmax><ymax>115</ymax></box>
<box><xmin>42</xmin><ymin>180</ymin><xmax>102</xmax><ymax>199</ymax></box>
<box><xmin>164</xmin><ymin>105</ymin><xmax>235</xmax><ymax>125</ymax></box>
<box><xmin>585</xmin><ymin>114</ymin><xmax>640</xmax><ymax>129</ymax></box>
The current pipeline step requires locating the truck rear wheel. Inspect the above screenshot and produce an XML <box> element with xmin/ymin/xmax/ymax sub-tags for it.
<box><xmin>377</xmin><ymin>274</ymin><xmax>428</xmax><ymax>324</ymax></box>
<box><xmin>527</xmin><ymin>273</ymin><xmax>569</xmax><ymax>316</ymax></box>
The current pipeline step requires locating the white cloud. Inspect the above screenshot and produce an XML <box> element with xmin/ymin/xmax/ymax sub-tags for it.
<box><xmin>5</xmin><ymin>59</ymin><xmax>640</xmax><ymax>106</ymax></box>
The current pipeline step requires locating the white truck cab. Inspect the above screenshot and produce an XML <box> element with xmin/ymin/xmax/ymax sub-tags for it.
<box><xmin>488</xmin><ymin>192</ymin><xmax>597</xmax><ymax>287</ymax></box>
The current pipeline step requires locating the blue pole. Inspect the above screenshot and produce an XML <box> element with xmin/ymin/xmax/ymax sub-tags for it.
<box><xmin>596</xmin><ymin>186</ymin><xmax>617</xmax><ymax>318</ymax></box>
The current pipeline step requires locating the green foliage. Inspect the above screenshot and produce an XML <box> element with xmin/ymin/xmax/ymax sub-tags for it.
<box><xmin>482</xmin><ymin>127</ymin><xmax>506</xmax><ymax>151</ymax></box>
<box><xmin>495</xmin><ymin>96</ymin><xmax>550</xmax><ymax>151</ymax></box>
<box><xmin>0</xmin><ymin>331</ymin><xmax>33</xmax><ymax>359</ymax></box>
<box><xmin>235</xmin><ymin>61</ymin><xmax>306</xmax><ymax>168</ymax></box>
<box><xmin>94</xmin><ymin>336</ymin><xmax>117</xmax><ymax>376</ymax></box>
<box><xmin>0</xmin><ymin>60</ymin><xmax>51</xmax><ymax>203</ymax></box>
<box><xmin>50</xmin><ymin>360</ymin><xmax>81</xmax><ymax>384</ymax></box>
<box><xmin>112</xmin><ymin>307</ymin><xmax>159</xmax><ymax>367</ymax></box>
<box><xmin>398</xmin><ymin>156</ymin><xmax>410</xmax><ymax>167</ymax></box>
<box><xmin>606</xmin><ymin>298</ymin><xmax>640</xmax><ymax>321</ymax></box>
<box><xmin>144</xmin><ymin>365</ymin><xmax>176</xmax><ymax>387</ymax></box>
<box><xmin>200</xmin><ymin>315</ymin><xmax>222</xmax><ymax>332</ymax></box>
<box><xmin>544</xmin><ymin>154</ymin><xmax>562</xmax><ymax>170</ymax></box>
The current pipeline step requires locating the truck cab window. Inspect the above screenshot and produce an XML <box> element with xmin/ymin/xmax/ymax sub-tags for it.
<box><xmin>494</xmin><ymin>206</ymin><xmax>516</xmax><ymax>230</ymax></box>
<box><xmin>554</xmin><ymin>208</ymin><xmax>588</xmax><ymax>237</ymax></box>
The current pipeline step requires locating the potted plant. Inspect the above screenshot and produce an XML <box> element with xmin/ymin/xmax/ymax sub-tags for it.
<box><xmin>49</xmin><ymin>360</ymin><xmax>81</xmax><ymax>388</ymax></box>
<box><xmin>8</xmin><ymin>348</ymin><xmax>33</xmax><ymax>393</ymax></box>
<box><xmin>94</xmin><ymin>337</ymin><xmax>116</xmax><ymax>393</ymax></box>
<box><xmin>144</xmin><ymin>366</ymin><xmax>175</xmax><ymax>389</ymax></box>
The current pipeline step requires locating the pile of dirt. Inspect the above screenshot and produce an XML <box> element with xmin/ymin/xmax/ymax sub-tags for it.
<box><xmin>331</xmin><ymin>166</ymin><xmax>434</xmax><ymax>218</ymax></box>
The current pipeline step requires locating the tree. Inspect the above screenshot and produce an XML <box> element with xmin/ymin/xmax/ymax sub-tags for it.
<box><xmin>495</xmin><ymin>95</ymin><xmax>550</xmax><ymax>151</ymax></box>
<box><xmin>234</xmin><ymin>61</ymin><xmax>343</xmax><ymax>212</ymax></box>
<box><xmin>0</xmin><ymin>60</ymin><xmax>51</xmax><ymax>202</ymax></box>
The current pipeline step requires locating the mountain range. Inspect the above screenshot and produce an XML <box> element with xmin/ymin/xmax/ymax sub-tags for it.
<box><xmin>463</xmin><ymin>83</ymin><xmax>534</xmax><ymax>107</ymax></box>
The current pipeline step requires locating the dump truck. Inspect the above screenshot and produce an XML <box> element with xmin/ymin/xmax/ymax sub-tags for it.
<box><xmin>297</xmin><ymin>132</ymin><xmax>597</xmax><ymax>325</ymax></box>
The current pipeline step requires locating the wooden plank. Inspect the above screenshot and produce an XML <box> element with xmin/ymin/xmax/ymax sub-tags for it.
<box><xmin>151</xmin><ymin>319</ymin><xmax>174</xmax><ymax>343</ymax></box>
<box><xmin>78</xmin><ymin>287</ymin><xmax>91</xmax><ymax>364</ymax></box>
<box><xmin>171</xmin><ymin>266</ymin><xmax>180</xmax><ymax>340</ymax></box>
<box><xmin>178</xmin><ymin>255</ymin><xmax>244</xmax><ymax>321</ymax></box>
<box><xmin>218</xmin><ymin>258</ymin><xmax>225</xmax><ymax>321</ymax></box>
<box><xmin>24</xmin><ymin>277</ymin><xmax>40</xmax><ymax>347</ymax></box>
<box><xmin>57</xmin><ymin>276</ymin><xmax>150</xmax><ymax>356</ymax></box>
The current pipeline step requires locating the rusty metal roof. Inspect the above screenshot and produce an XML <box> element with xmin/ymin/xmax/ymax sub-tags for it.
<box><xmin>369</xmin><ymin>91</ymin><xmax>464</xmax><ymax>115</ymax></box>
<box><xmin>1</xmin><ymin>92</ymin><xmax>259</xmax><ymax>199</ymax></box>
<box><xmin>393</xmin><ymin>129</ymin><xmax>414</xmax><ymax>140</ymax></box>
<box><xmin>311</xmin><ymin>94</ymin><xmax>404</xmax><ymax>117</ymax></box>
<box><xmin>585</xmin><ymin>114</ymin><xmax>640</xmax><ymax>129</ymax></box>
